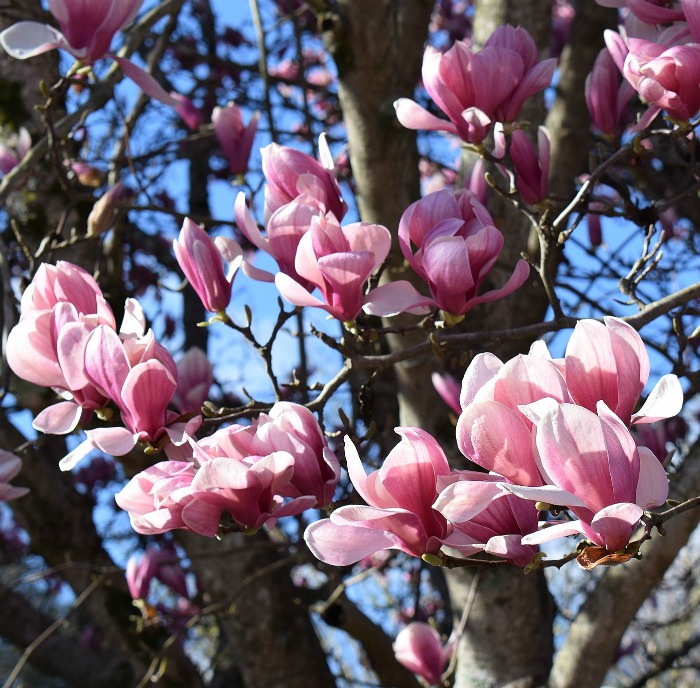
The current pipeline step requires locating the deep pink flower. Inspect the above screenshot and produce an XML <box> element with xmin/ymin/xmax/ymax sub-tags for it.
<box><xmin>605</xmin><ymin>30</ymin><xmax>700</xmax><ymax>124</ymax></box>
<box><xmin>0</xmin><ymin>2</ymin><xmax>199</xmax><ymax>129</ymax></box>
<box><xmin>261</xmin><ymin>137</ymin><xmax>347</xmax><ymax>222</ymax></box>
<box><xmin>586</xmin><ymin>48</ymin><xmax>636</xmax><ymax>135</ymax></box>
<box><xmin>509</xmin><ymin>127</ymin><xmax>550</xmax><ymax>205</ymax></box>
<box><xmin>274</xmin><ymin>211</ymin><xmax>393</xmax><ymax>322</ymax></box>
<box><xmin>0</xmin><ymin>0</ymin><xmax>143</xmax><ymax>64</ymax></box>
<box><xmin>173</xmin><ymin>218</ymin><xmax>242</xmax><ymax>313</ymax></box>
<box><xmin>395</xmin><ymin>25</ymin><xmax>555</xmax><ymax>144</ymax></box>
<box><xmin>126</xmin><ymin>543</ymin><xmax>189</xmax><ymax>600</ymax></box>
<box><xmin>304</xmin><ymin>429</ymin><xmax>454</xmax><ymax>565</ymax></box>
<box><xmin>368</xmin><ymin>189</ymin><xmax>529</xmax><ymax>319</ymax></box>
<box><xmin>212</xmin><ymin>101</ymin><xmax>259</xmax><ymax>176</ymax></box>
<box><xmin>394</xmin><ymin>622</ymin><xmax>453</xmax><ymax>686</ymax></box>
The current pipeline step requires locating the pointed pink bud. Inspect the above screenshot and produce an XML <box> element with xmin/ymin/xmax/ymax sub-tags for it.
<box><xmin>173</xmin><ymin>218</ymin><xmax>237</xmax><ymax>313</ymax></box>
<box><xmin>212</xmin><ymin>101</ymin><xmax>259</xmax><ymax>176</ymax></box>
<box><xmin>394</xmin><ymin>622</ymin><xmax>451</xmax><ymax>686</ymax></box>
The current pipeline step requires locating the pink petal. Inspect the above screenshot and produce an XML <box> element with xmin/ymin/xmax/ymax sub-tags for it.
<box><xmin>521</xmin><ymin>520</ymin><xmax>586</xmax><ymax>545</ymax></box>
<box><xmin>362</xmin><ymin>281</ymin><xmax>433</xmax><ymax>317</ymax></box>
<box><xmin>0</xmin><ymin>21</ymin><xmax>65</xmax><ymax>59</ymax></box>
<box><xmin>456</xmin><ymin>401</ymin><xmax>541</xmax><ymax>486</ymax></box>
<box><xmin>631</xmin><ymin>374</ymin><xmax>684</xmax><ymax>424</ymax></box>
<box><xmin>589</xmin><ymin>502</ymin><xmax>643</xmax><ymax>552</ymax></box>
<box><xmin>304</xmin><ymin>518</ymin><xmax>396</xmax><ymax>565</ymax></box>
<box><xmin>394</xmin><ymin>98</ymin><xmax>458</xmax><ymax>134</ymax></box>
<box><xmin>635</xmin><ymin>446</ymin><xmax>669</xmax><ymax>508</ymax></box>
<box><xmin>32</xmin><ymin>401</ymin><xmax>83</xmax><ymax>434</ymax></box>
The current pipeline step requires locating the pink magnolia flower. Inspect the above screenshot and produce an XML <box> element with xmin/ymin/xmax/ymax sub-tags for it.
<box><xmin>0</xmin><ymin>2</ymin><xmax>200</xmax><ymax>129</ymax></box>
<box><xmin>173</xmin><ymin>218</ymin><xmax>243</xmax><ymax>313</ymax></box>
<box><xmin>126</xmin><ymin>543</ymin><xmax>189</xmax><ymax>600</ymax></box>
<box><xmin>187</xmin><ymin>441</ymin><xmax>317</xmax><ymax>532</ymax></box>
<box><xmin>509</xmin><ymin>126</ymin><xmax>551</xmax><ymax>205</ymax></box>
<box><xmin>367</xmin><ymin>189</ymin><xmax>529</xmax><ymax>319</ymax></box>
<box><xmin>605</xmin><ymin>30</ymin><xmax>700</xmax><ymax>124</ymax></box>
<box><xmin>261</xmin><ymin>136</ymin><xmax>347</xmax><ymax>222</ymax></box>
<box><xmin>197</xmin><ymin>402</ymin><xmax>340</xmax><ymax>507</ymax></box>
<box><xmin>114</xmin><ymin>460</ymin><xmax>220</xmax><ymax>536</ymax></box>
<box><xmin>0</xmin><ymin>127</ymin><xmax>30</xmax><ymax>174</ymax></box>
<box><xmin>274</xmin><ymin>211</ymin><xmax>394</xmax><ymax>323</ymax></box>
<box><xmin>304</xmin><ymin>429</ymin><xmax>454</xmax><ymax>565</ymax></box>
<box><xmin>172</xmin><ymin>347</ymin><xmax>213</xmax><ymax>415</ymax></box>
<box><xmin>235</xmin><ymin>192</ymin><xmax>322</xmax><ymax>289</ymax></box>
<box><xmin>507</xmin><ymin>401</ymin><xmax>669</xmax><ymax>552</ymax></box>
<box><xmin>434</xmin><ymin>473</ymin><xmax>539</xmax><ymax>567</ymax></box>
<box><xmin>0</xmin><ymin>451</ymin><xmax>30</xmax><ymax>502</ymax></box>
<box><xmin>586</xmin><ymin>48</ymin><xmax>636</xmax><ymax>135</ymax></box>
<box><xmin>394</xmin><ymin>622</ymin><xmax>453</xmax><ymax>686</ymax></box>
<box><xmin>0</xmin><ymin>0</ymin><xmax>143</xmax><ymax>65</ymax></box>
<box><xmin>395</xmin><ymin>25</ymin><xmax>555</xmax><ymax>144</ymax></box>
<box><xmin>561</xmin><ymin>317</ymin><xmax>683</xmax><ymax>426</ymax></box>
<box><xmin>212</xmin><ymin>101</ymin><xmax>260</xmax><ymax>176</ymax></box>
<box><xmin>7</xmin><ymin>262</ymin><xmax>116</xmax><ymax>433</ymax></box>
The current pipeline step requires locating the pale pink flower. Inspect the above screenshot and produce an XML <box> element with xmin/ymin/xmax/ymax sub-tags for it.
<box><xmin>114</xmin><ymin>461</ymin><xmax>220</xmax><ymax>536</ymax></box>
<box><xmin>172</xmin><ymin>347</ymin><xmax>213</xmax><ymax>415</ymax></box>
<box><xmin>394</xmin><ymin>622</ymin><xmax>453</xmax><ymax>686</ymax></box>
<box><xmin>212</xmin><ymin>101</ymin><xmax>259</xmax><ymax>176</ymax></box>
<box><xmin>434</xmin><ymin>476</ymin><xmax>539</xmax><ymax>567</ymax></box>
<box><xmin>431</xmin><ymin>372</ymin><xmax>462</xmax><ymax>415</ymax></box>
<box><xmin>187</xmin><ymin>440</ymin><xmax>316</xmax><ymax>532</ymax></box>
<box><xmin>507</xmin><ymin>401</ymin><xmax>669</xmax><ymax>552</ymax></box>
<box><xmin>197</xmin><ymin>402</ymin><xmax>340</xmax><ymax>508</ymax></box>
<box><xmin>234</xmin><ymin>192</ymin><xmax>322</xmax><ymax>289</ymax></box>
<box><xmin>0</xmin><ymin>451</ymin><xmax>30</xmax><ymax>502</ymax></box>
<box><xmin>561</xmin><ymin>317</ymin><xmax>683</xmax><ymax>426</ymax></box>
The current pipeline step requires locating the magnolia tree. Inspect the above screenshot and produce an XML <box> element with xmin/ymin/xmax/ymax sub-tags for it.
<box><xmin>0</xmin><ymin>0</ymin><xmax>699</xmax><ymax>687</ymax></box>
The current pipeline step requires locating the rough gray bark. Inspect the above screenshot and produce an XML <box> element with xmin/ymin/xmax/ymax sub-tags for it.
<box><xmin>179</xmin><ymin>532</ymin><xmax>336</xmax><ymax>688</ymax></box>
<box><xmin>549</xmin><ymin>438</ymin><xmax>700</xmax><ymax>688</ymax></box>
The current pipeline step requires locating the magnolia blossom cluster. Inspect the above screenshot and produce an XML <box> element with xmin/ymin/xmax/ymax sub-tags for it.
<box><xmin>5</xmin><ymin>262</ymin><xmax>204</xmax><ymax>470</ymax></box>
<box><xmin>587</xmin><ymin>0</ymin><xmax>700</xmax><ymax>132</ymax></box>
<box><xmin>305</xmin><ymin>318</ymin><xmax>683</xmax><ymax>567</ymax></box>
<box><xmin>115</xmin><ymin>402</ymin><xmax>340</xmax><ymax>537</ymax></box>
